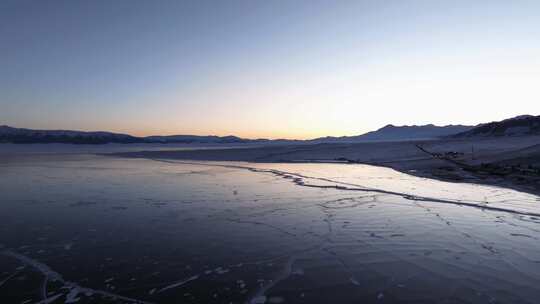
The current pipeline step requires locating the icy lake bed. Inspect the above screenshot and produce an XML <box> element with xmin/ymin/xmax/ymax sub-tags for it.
<box><xmin>1</xmin><ymin>153</ymin><xmax>540</xmax><ymax>303</ymax></box>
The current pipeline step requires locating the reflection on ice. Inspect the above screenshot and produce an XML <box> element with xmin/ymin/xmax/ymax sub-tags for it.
<box><xmin>160</xmin><ymin>159</ymin><xmax>540</xmax><ymax>216</ymax></box>
<box><xmin>0</xmin><ymin>155</ymin><xmax>539</xmax><ymax>303</ymax></box>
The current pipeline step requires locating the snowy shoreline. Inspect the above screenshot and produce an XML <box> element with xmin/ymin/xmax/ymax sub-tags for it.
<box><xmin>110</xmin><ymin>136</ymin><xmax>540</xmax><ymax>196</ymax></box>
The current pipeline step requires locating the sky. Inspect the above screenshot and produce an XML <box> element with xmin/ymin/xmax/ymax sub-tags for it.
<box><xmin>1</xmin><ymin>0</ymin><xmax>539</xmax><ymax>139</ymax></box>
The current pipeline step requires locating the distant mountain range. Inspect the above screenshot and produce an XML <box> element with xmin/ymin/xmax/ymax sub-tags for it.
<box><xmin>310</xmin><ymin>124</ymin><xmax>473</xmax><ymax>143</ymax></box>
<box><xmin>0</xmin><ymin>125</ymin><xmax>141</xmax><ymax>144</ymax></box>
<box><xmin>144</xmin><ymin>134</ymin><xmax>265</xmax><ymax>144</ymax></box>
<box><xmin>0</xmin><ymin>126</ymin><xmax>264</xmax><ymax>145</ymax></box>
<box><xmin>1</xmin><ymin>115</ymin><xmax>537</xmax><ymax>145</ymax></box>
<box><xmin>451</xmin><ymin>115</ymin><xmax>540</xmax><ymax>138</ymax></box>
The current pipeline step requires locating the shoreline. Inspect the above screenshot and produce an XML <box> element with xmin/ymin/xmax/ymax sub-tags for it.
<box><xmin>110</xmin><ymin>137</ymin><xmax>540</xmax><ymax>197</ymax></box>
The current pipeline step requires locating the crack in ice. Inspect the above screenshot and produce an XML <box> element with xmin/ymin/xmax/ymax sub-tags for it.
<box><xmin>1</xmin><ymin>250</ymin><xmax>153</xmax><ymax>304</ymax></box>
<box><xmin>148</xmin><ymin>159</ymin><xmax>540</xmax><ymax>218</ymax></box>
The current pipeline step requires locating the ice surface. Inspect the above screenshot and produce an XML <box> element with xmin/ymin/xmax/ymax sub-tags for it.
<box><xmin>0</xmin><ymin>154</ymin><xmax>539</xmax><ymax>303</ymax></box>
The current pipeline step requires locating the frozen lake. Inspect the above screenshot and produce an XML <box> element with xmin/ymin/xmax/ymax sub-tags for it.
<box><xmin>1</xmin><ymin>152</ymin><xmax>540</xmax><ymax>303</ymax></box>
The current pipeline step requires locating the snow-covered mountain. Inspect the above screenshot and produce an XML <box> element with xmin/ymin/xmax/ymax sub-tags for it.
<box><xmin>311</xmin><ymin>124</ymin><xmax>473</xmax><ymax>143</ymax></box>
<box><xmin>451</xmin><ymin>115</ymin><xmax>540</xmax><ymax>138</ymax></box>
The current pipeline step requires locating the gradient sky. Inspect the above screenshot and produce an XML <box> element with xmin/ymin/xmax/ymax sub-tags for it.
<box><xmin>1</xmin><ymin>0</ymin><xmax>539</xmax><ymax>139</ymax></box>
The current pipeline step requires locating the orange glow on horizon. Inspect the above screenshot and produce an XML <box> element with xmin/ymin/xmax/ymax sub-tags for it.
<box><xmin>126</xmin><ymin>127</ymin><xmax>368</xmax><ymax>141</ymax></box>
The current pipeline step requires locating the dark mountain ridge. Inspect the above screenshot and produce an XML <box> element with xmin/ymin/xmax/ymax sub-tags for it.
<box><xmin>451</xmin><ymin>115</ymin><xmax>540</xmax><ymax>138</ymax></box>
<box><xmin>0</xmin><ymin>125</ymin><xmax>140</xmax><ymax>144</ymax></box>
<box><xmin>0</xmin><ymin>126</ymin><xmax>263</xmax><ymax>145</ymax></box>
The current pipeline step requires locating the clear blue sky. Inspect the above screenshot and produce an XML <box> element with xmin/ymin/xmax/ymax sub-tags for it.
<box><xmin>1</xmin><ymin>0</ymin><xmax>539</xmax><ymax>139</ymax></box>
